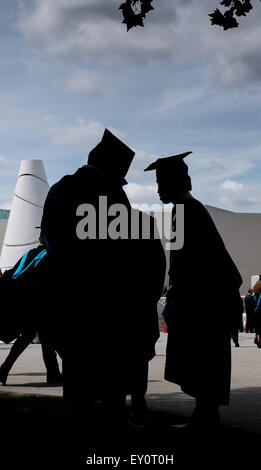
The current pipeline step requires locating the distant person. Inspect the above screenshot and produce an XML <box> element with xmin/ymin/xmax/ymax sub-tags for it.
<box><xmin>244</xmin><ymin>288</ymin><xmax>255</xmax><ymax>333</ymax></box>
<box><xmin>0</xmin><ymin>240</ymin><xmax>62</xmax><ymax>385</ymax></box>
<box><xmin>144</xmin><ymin>151</ymin><xmax>243</xmax><ymax>431</ymax></box>
<box><xmin>252</xmin><ymin>281</ymin><xmax>261</xmax><ymax>348</ymax></box>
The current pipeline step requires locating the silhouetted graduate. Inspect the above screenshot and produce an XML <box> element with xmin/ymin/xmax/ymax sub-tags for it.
<box><xmin>40</xmin><ymin>130</ymin><xmax>165</xmax><ymax>438</ymax></box>
<box><xmin>145</xmin><ymin>151</ymin><xmax>243</xmax><ymax>430</ymax></box>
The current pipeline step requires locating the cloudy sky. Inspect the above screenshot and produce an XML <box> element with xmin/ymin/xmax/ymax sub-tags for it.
<box><xmin>0</xmin><ymin>0</ymin><xmax>261</xmax><ymax>212</ymax></box>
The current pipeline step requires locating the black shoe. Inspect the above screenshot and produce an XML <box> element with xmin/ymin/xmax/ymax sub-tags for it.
<box><xmin>171</xmin><ymin>422</ymin><xmax>190</xmax><ymax>430</ymax></box>
<box><xmin>235</xmin><ymin>343</ymin><xmax>240</xmax><ymax>347</ymax></box>
<box><xmin>172</xmin><ymin>406</ymin><xmax>220</xmax><ymax>433</ymax></box>
<box><xmin>171</xmin><ymin>418</ymin><xmax>220</xmax><ymax>433</ymax></box>
<box><xmin>0</xmin><ymin>366</ymin><xmax>8</xmax><ymax>385</ymax></box>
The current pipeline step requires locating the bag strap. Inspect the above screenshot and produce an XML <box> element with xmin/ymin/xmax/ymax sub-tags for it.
<box><xmin>161</xmin><ymin>302</ymin><xmax>167</xmax><ymax>316</ymax></box>
<box><xmin>254</xmin><ymin>293</ymin><xmax>261</xmax><ymax>312</ymax></box>
<box><xmin>12</xmin><ymin>249</ymin><xmax>47</xmax><ymax>280</ymax></box>
<box><xmin>12</xmin><ymin>251</ymin><xmax>30</xmax><ymax>279</ymax></box>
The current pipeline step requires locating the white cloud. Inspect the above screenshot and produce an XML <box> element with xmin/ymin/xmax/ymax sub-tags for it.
<box><xmin>127</xmin><ymin>149</ymin><xmax>159</xmax><ymax>180</ymax></box>
<box><xmin>45</xmin><ymin>117</ymin><xmax>127</xmax><ymax>148</ymax></box>
<box><xmin>62</xmin><ymin>69</ymin><xmax>104</xmax><ymax>94</ymax></box>
<box><xmin>15</xmin><ymin>0</ymin><xmax>201</xmax><ymax>63</ymax></box>
<box><xmin>189</xmin><ymin>148</ymin><xmax>256</xmax><ymax>186</ymax></box>
<box><xmin>125</xmin><ymin>182</ymin><xmax>158</xmax><ymax>205</ymax></box>
<box><xmin>158</xmin><ymin>87</ymin><xmax>210</xmax><ymax>115</ymax></box>
<box><xmin>16</xmin><ymin>0</ymin><xmax>261</xmax><ymax>90</ymax></box>
<box><xmin>46</xmin><ymin>118</ymin><xmax>104</xmax><ymax>146</ymax></box>
<box><xmin>220</xmin><ymin>180</ymin><xmax>245</xmax><ymax>193</ymax></box>
<box><xmin>5</xmin><ymin>0</ymin><xmax>261</xmax><ymax>215</ymax></box>
<box><xmin>215</xmin><ymin>179</ymin><xmax>261</xmax><ymax>210</ymax></box>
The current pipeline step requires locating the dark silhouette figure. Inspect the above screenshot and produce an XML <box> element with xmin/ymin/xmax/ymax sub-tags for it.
<box><xmin>123</xmin><ymin>209</ymin><xmax>166</xmax><ymax>426</ymax></box>
<box><xmin>144</xmin><ymin>151</ymin><xmax>243</xmax><ymax>430</ymax></box>
<box><xmin>40</xmin><ymin>129</ymin><xmax>166</xmax><ymax>440</ymax></box>
<box><xmin>231</xmin><ymin>328</ymin><xmax>240</xmax><ymax>347</ymax></box>
<box><xmin>244</xmin><ymin>288</ymin><xmax>255</xmax><ymax>333</ymax></box>
<box><xmin>251</xmin><ymin>281</ymin><xmax>261</xmax><ymax>348</ymax></box>
<box><xmin>0</xmin><ymin>242</ymin><xmax>62</xmax><ymax>385</ymax></box>
<box><xmin>231</xmin><ymin>297</ymin><xmax>244</xmax><ymax>347</ymax></box>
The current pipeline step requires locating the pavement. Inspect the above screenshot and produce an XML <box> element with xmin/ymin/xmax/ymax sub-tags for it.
<box><xmin>0</xmin><ymin>332</ymin><xmax>261</xmax><ymax>434</ymax></box>
<box><xmin>1</xmin><ymin>332</ymin><xmax>261</xmax><ymax>467</ymax></box>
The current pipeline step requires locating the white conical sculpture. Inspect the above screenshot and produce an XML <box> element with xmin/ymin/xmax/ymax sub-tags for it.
<box><xmin>0</xmin><ymin>159</ymin><xmax>49</xmax><ymax>271</ymax></box>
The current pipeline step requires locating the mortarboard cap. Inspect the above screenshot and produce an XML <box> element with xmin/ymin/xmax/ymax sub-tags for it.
<box><xmin>144</xmin><ymin>151</ymin><xmax>192</xmax><ymax>175</ymax></box>
<box><xmin>87</xmin><ymin>129</ymin><xmax>135</xmax><ymax>185</ymax></box>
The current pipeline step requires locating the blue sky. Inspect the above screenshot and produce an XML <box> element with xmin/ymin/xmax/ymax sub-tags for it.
<box><xmin>0</xmin><ymin>0</ymin><xmax>261</xmax><ymax>212</ymax></box>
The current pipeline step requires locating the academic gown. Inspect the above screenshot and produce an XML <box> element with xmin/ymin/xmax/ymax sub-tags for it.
<box><xmin>164</xmin><ymin>197</ymin><xmax>242</xmax><ymax>405</ymax></box>
<box><xmin>40</xmin><ymin>165</ymin><xmax>166</xmax><ymax>398</ymax></box>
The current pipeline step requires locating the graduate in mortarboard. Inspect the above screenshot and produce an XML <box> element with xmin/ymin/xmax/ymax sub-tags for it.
<box><xmin>40</xmin><ymin>130</ymin><xmax>166</xmax><ymax>452</ymax></box>
<box><xmin>41</xmin><ymin>129</ymin><xmax>135</xmax><ymax>253</ymax></box>
<box><xmin>40</xmin><ymin>129</ymin><xmax>136</xmax><ymax>397</ymax></box>
<box><xmin>145</xmin><ymin>151</ymin><xmax>243</xmax><ymax>431</ymax></box>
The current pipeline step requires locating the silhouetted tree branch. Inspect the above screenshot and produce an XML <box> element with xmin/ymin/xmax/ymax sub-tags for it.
<box><xmin>119</xmin><ymin>0</ymin><xmax>257</xmax><ymax>31</ymax></box>
<box><xmin>209</xmin><ymin>0</ymin><xmax>254</xmax><ymax>30</ymax></box>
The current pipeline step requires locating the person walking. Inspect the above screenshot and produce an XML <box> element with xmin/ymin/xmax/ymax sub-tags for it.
<box><xmin>0</xmin><ymin>241</ymin><xmax>62</xmax><ymax>385</ymax></box>
<box><xmin>252</xmin><ymin>281</ymin><xmax>261</xmax><ymax>348</ymax></box>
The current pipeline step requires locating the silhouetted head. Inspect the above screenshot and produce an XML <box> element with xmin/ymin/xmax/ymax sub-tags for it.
<box><xmin>87</xmin><ymin>129</ymin><xmax>135</xmax><ymax>186</ymax></box>
<box><xmin>144</xmin><ymin>152</ymin><xmax>192</xmax><ymax>203</ymax></box>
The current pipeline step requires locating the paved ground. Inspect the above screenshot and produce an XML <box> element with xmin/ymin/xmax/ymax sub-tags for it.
<box><xmin>148</xmin><ymin>332</ymin><xmax>261</xmax><ymax>434</ymax></box>
<box><xmin>1</xmin><ymin>332</ymin><xmax>261</xmax><ymax>434</ymax></box>
<box><xmin>1</xmin><ymin>332</ymin><xmax>261</xmax><ymax>467</ymax></box>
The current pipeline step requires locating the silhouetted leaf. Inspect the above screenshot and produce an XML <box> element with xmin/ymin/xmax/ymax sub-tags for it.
<box><xmin>223</xmin><ymin>9</ymin><xmax>239</xmax><ymax>28</ymax></box>
<box><xmin>221</xmin><ymin>0</ymin><xmax>233</xmax><ymax>6</ymax></box>
<box><xmin>120</xmin><ymin>0</ymin><xmax>154</xmax><ymax>30</ymax></box>
<box><xmin>234</xmin><ymin>0</ymin><xmax>253</xmax><ymax>16</ymax></box>
<box><xmin>122</xmin><ymin>12</ymin><xmax>144</xmax><ymax>30</ymax></box>
<box><xmin>119</xmin><ymin>0</ymin><xmax>256</xmax><ymax>32</ymax></box>
<box><xmin>209</xmin><ymin>8</ymin><xmax>226</xmax><ymax>27</ymax></box>
<box><xmin>119</xmin><ymin>1</ymin><xmax>133</xmax><ymax>20</ymax></box>
<box><xmin>209</xmin><ymin>7</ymin><xmax>240</xmax><ymax>29</ymax></box>
<box><xmin>140</xmin><ymin>0</ymin><xmax>154</xmax><ymax>17</ymax></box>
